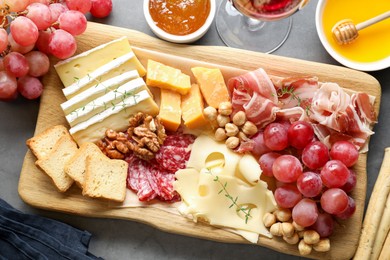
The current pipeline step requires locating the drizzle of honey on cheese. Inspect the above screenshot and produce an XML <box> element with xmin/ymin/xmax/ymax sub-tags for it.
<box><xmin>322</xmin><ymin>0</ymin><xmax>390</xmax><ymax>63</ymax></box>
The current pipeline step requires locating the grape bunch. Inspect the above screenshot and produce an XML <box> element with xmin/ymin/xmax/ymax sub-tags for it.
<box><xmin>0</xmin><ymin>0</ymin><xmax>113</xmax><ymax>101</ymax></box>
<box><xmin>256</xmin><ymin>121</ymin><xmax>359</xmax><ymax>238</ymax></box>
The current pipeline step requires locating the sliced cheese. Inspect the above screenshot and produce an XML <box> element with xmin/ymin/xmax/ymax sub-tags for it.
<box><xmin>66</xmin><ymin>77</ymin><xmax>149</xmax><ymax>127</ymax></box>
<box><xmin>174</xmin><ymin>168</ymin><xmax>276</xmax><ymax>238</ymax></box>
<box><xmin>54</xmin><ymin>37</ymin><xmax>145</xmax><ymax>87</ymax></box>
<box><xmin>146</xmin><ymin>59</ymin><xmax>191</xmax><ymax>95</ymax></box>
<box><xmin>63</xmin><ymin>52</ymin><xmax>144</xmax><ymax>99</ymax></box>
<box><xmin>191</xmin><ymin>67</ymin><xmax>230</xmax><ymax>108</ymax></box>
<box><xmin>238</xmin><ymin>154</ymin><xmax>262</xmax><ymax>184</ymax></box>
<box><xmin>69</xmin><ymin>90</ymin><xmax>159</xmax><ymax>145</ymax></box>
<box><xmin>187</xmin><ymin>135</ymin><xmax>241</xmax><ymax>177</ymax></box>
<box><xmin>159</xmin><ymin>89</ymin><xmax>182</xmax><ymax>132</ymax></box>
<box><xmin>181</xmin><ymin>84</ymin><xmax>208</xmax><ymax>129</ymax></box>
<box><xmin>61</xmin><ymin>70</ymin><xmax>139</xmax><ymax>116</ymax></box>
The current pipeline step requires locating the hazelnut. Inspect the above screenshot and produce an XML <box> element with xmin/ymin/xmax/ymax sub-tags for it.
<box><xmin>281</xmin><ymin>222</ymin><xmax>295</xmax><ymax>238</ymax></box>
<box><xmin>218</xmin><ymin>101</ymin><xmax>233</xmax><ymax>116</ymax></box>
<box><xmin>215</xmin><ymin>128</ymin><xmax>227</xmax><ymax>141</ymax></box>
<box><xmin>313</xmin><ymin>238</ymin><xmax>330</xmax><ymax>252</ymax></box>
<box><xmin>225</xmin><ymin>123</ymin><xmax>239</xmax><ymax>137</ymax></box>
<box><xmin>303</xmin><ymin>230</ymin><xmax>320</xmax><ymax>245</ymax></box>
<box><xmin>232</xmin><ymin>111</ymin><xmax>246</xmax><ymax>126</ymax></box>
<box><xmin>283</xmin><ymin>233</ymin><xmax>299</xmax><ymax>245</ymax></box>
<box><xmin>203</xmin><ymin>106</ymin><xmax>218</xmax><ymax>121</ymax></box>
<box><xmin>263</xmin><ymin>212</ymin><xmax>276</xmax><ymax>228</ymax></box>
<box><xmin>270</xmin><ymin>222</ymin><xmax>283</xmax><ymax>236</ymax></box>
<box><xmin>292</xmin><ymin>221</ymin><xmax>305</xmax><ymax>232</ymax></box>
<box><xmin>225</xmin><ymin>136</ymin><xmax>240</xmax><ymax>149</ymax></box>
<box><xmin>274</xmin><ymin>208</ymin><xmax>292</xmax><ymax>222</ymax></box>
<box><xmin>298</xmin><ymin>239</ymin><xmax>312</xmax><ymax>256</ymax></box>
<box><xmin>217</xmin><ymin>114</ymin><xmax>231</xmax><ymax>127</ymax></box>
<box><xmin>237</xmin><ymin>131</ymin><xmax>249</xmax><ymax>141</ymax></box>
<box><xmin>241</xmin><ymin>121</ymin><xmax>258</xmax><ymax>136</ymax></box>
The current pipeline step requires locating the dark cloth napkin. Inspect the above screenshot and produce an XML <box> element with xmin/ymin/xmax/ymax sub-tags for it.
<box><xmin>0</xmin><ymin>198</ymin><xmax>103</xmax><ymax>260</ymax></box>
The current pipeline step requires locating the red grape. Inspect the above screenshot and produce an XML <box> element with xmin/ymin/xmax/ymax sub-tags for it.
<box><xmin>8</xmin><ymin>33</ymin><xmax>35</xmax><ymax>54</ymax></box>
<box><xmin>335</xmin><ymin>196</ymin><xmax>356</xmax><ymax>219</ymax></box>
<box><xmin>259</xmin><ymin>152</ymin><xmax>281</xmax><ymax>177</ymax></box>
<box><xmin>341</xmin><ymin>169</ymin><xmax>357</xmax><ymax>193</ymax></box>
<box><xmin>274</xmin><ymin>184</ymin><xmax>302</xmax><ymax>208</ymax></box>
<box><xmin>90</xmin><ymin>0</ymin><xmax>113</xmax><ymax>18</ymax></box>
<box><xmin>297</xmin><ymin>171</ymin><xmax>323</xmax><ymax>197</ymax></box>
<box><xmin>288</xmin><ymin>121</ymin><xmax>314</xmax><ymax>149</ymax></box>
<box><xmin>10</xmin><ymin>16</ymin><xmax>39</xmax><ymax>47</ymax></box>
<box><xmin>3</xmin><ymin>52</ymin><xmax>30</xmax><ymax>78</ymax></box>
<box><xmin>320</xmin><ymin>160</ymin><xmax>349</xmax><ymax>188</ymax></box>
<box><xmin>251</xmin><ymin>131</ymin><xmax>271</xmax><ymax>156</ymax></box>
<box><xmin>310</xmin><ymin>213</ymin><xmax>334</xmax><ymax>238</ymax></box>
<box><xmin>17</xmin><ymin>76</ymin><xmax>43</xmax><ymax>100</ymax></box>
<box><xmin>58</xmin><ymin>10</ymin><xmax>87</xmax><ymax>36</ymax></box>
<box><xmin>0</xmin><ymin>29</ymin><xmax>8</xmax><ymax>53</ymax></box>
<box><xmin>264</xmin><ymin>122</ymin><xmax>289</xmax><ymax>151</ymax></box>
<box><xmin>320</xmin><ymin>188</ymin><xmax>349</xmax><ymax>214</ymax></box>
<box><xmin>25</xmin><ymin>51</ymin><xmax>50</xmax><ymax>77</ymax></box>
<box><xmin>36</xmin><ymin>31</ymin><xmax>52</xmax><ymax>55</ymax></box>
<box><xmin>49</xmin><ymin>3</ymin><xmax>69</xmax><ymax>24</ymax></box>
<box><xmin>0</xmin><ymin>71</ymin><xmax>18</xmax><ymax>101</ymax></box>
<box><xmin>330</xmin><ymin>140</ymin><xmax>359</xmax><ymax>167</ymax></box>
<box><xmin>292</xmin><ymin>198</ymin><xmax>319</xmax><ymax>227</ymax></box>
<box><xmin>48</xmin><ymin>29</ymin><xmax>77</xmax><ymax>59</ymax></box>
<box><xmin>26</xmin><ymin>3</ymin><xmax>52</xmax><ymax>30</ymax></box>
<box><xmin>65</xmin><ymin>0</ymin><xmax>92</xmax><ymax>14</ymax></box>
<box><xmin>272</xmin><ymin>154</ymin><xmax>302</xmax><ymax>183</ymax></box>
<box><xmin>302</xmin><ymin>141</ymin><xmax>330</xmax><ymax>169</ymax></box>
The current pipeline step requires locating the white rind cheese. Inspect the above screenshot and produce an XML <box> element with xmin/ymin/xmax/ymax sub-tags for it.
<box><xmin>63</xmin><ymin>52</ymin><xmax>142</xmax><ymax>99</ymax></box>
<box><xmin>55</xmin><ymin>37</ymin><xmax>136</xmax><ymax>87</ymax></box>
<box><xmin>66</xmin><ymin>77</ymin><xmax>148</xmax><ymax>127</ymax></box>
<box><xmin>61</xmin><ymin>70</ymin><xmax>139</xmax><ymax>116</ymax></box>
<box><xmin>69</xmin><ymin>90</ymin><xmax>159</xmax><ymax>145</ymax></box>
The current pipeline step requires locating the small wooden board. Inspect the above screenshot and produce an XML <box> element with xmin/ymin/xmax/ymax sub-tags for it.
<box><xmin>18</xmin><ymin>22</ymin><xmax>381</xmax><ymax>259</ymax></box>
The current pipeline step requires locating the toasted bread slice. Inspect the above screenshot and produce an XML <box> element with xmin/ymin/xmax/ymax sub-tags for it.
<box><xmin>64</xmin><ymin>142</ymin><xmax>102</xmax><ymax>188</ymax></box>
<box><xmin>35</xmin><ymin>135</ymin><xmax>78</xmax><ymax>192</ymax></box>
<box><xmin>27</xmin><ymin>125</ymin><xmax>71</xmax><ymax>160</ymax></box>
<box><xmin>83</xmin><ymin>152</ymin><xmax>128</xmax><ymax>202</ymax></box>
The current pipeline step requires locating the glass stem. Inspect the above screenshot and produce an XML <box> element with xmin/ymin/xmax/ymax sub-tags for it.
<box><xmin>244</xmin><ymin>17</ymin><xmax>266</xmax><ymax>32</ymax></box>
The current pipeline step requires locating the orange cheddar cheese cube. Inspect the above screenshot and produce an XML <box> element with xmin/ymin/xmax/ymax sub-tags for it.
<box><xmin>191</xmin><ymin>67</ymin><xmax>230</xmax><ymax>108</ymax></box>
<box><xmin>146</xmin><ymin>60</ymin><xmax>191</xmax><ymax>95</ymax></box>
<box><xmin>181</xmin><ymin>84</ymin><xmax>208</xmax><ymax>129</ymax></box>
<box><xmin>159</xmin><ymin>89</ymin><xmax>182</xmax><ymax>132</ymax></box>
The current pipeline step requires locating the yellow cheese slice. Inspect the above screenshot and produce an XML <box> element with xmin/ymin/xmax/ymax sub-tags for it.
<box><xmin>159</xmin><ymin>89</ymin><xmax>182</xmax><ymax>132</ymax></box>
<box><xmin>61</xmin><ymin>70</ymin><xmax>139</xmax><ymax>116</ymax></box>
<box><xmin>69</xmin><ymin>90</ymin><xmax>159</xmax><ymax>145</ymax></box>
<box><xmin>55</xmin><ymin>37</ymin><xmax>145</xmax><ymax>87</ymax></box>
<box><xmin>66</xmin><ymin>77</ymin><xmax>149</xmax><ymax>127</ymax></box>
<box><xmin>146</xmin><ymin>59</ymin><xmax>191</xmax><ymax>95</ymax></box>
<box><xmin>181</xmin><ymin>84</ymin><xmax>208</xmax><ymax>129</ymax></box>
<box><xmin>191</xmin><ymin>67</ymin><xmax>230</xmax><ymax>108</ymax></box>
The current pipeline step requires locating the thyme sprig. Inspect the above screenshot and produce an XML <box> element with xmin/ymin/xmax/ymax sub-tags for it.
<box><xmin>205</xmin><ymin>168</ymin><xmax>252</xmax><ymax>224</ymax></box>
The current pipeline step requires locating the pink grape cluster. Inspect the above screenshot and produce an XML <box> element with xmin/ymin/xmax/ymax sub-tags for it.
<box><xmin>255</xmin><ymin>121</ymin><xmax>359</xmax><ymax>238</ymax></box>
<box><xmin>0</xmin><ymin>0</ymin><xmax>113</xmax><ymax>101</ymax></box>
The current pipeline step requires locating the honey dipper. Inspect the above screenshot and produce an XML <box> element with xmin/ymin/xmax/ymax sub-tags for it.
<box><xmin>331</xmin><ymin>10</ymin><xmax>390</xmax><ymax>45</ymax></box>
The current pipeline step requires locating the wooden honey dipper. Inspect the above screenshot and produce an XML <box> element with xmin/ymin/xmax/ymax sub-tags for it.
<box><xmin>332</xmin><ymin>10</ymin><xmax>390</xmax><ymax>45</ymax></box>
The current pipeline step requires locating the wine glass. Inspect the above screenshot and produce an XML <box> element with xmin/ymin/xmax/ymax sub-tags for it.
<box><xmin>216</xmin><ymin>0</ymin><xmax>309</xmax><ymax>53</ymax></box>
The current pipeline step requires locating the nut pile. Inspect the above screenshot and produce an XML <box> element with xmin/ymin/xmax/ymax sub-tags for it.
<box><xmin>263</xmin><ymin>209</ymin><xmax>330</xmax><ymax>256</ymax></box>
<box><xmin>97</xmin><ymin>112</ymin><xmax>167</xmax><ymax>160</ymax></box>
<box><xmin>203</xmin><ymin>102</ymin><xmax>258</xmax><ymax>149</ymax></box>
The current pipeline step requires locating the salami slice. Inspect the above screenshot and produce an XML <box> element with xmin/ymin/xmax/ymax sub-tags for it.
<box><xmin>163</xmin><ymin>132</ymin><xmax>196</xmax><ymax>147</ymax></box>
<box><xmin>155</xmin><ymin>146</ymin><xmax>191</xmax><ymax>172</ymax></box>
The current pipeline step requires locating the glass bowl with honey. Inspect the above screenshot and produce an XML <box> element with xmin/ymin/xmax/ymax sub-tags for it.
<box><xmin>144</xmin><ymin>0</ymin><xmax>216</xmax><ymax>44</ymax></box>
<box><xmin>316</xmin><ymin>0</ymin><xmax>390</xmax><ymax>71</ymax></box>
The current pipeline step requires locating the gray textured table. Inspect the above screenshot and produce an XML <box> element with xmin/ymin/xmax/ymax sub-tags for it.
<box><xmin>1</xmin><ymin>0</ymin><xmax>389</xmax><ymax>259</ymax></box>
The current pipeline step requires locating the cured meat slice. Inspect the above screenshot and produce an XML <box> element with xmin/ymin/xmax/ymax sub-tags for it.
<box><xmin>155</xmin><ymin>146</ymin><xmax>191</xmax><ymax>173</ymax></box>
<box><xmin>163</xmin><ymin>132</ymin><xmax>196</xmax><ymax>147</ymax></box>
<box><xmin>126</xmin><ymin>157</ymin><xmax>157</xmax><ymax>201</ymax></box>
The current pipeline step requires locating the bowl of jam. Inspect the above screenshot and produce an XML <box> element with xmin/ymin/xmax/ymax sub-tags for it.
<box><xmin>144</xmin><ymin>0</ymin><xmax>216</xmax><ymax>43</ymax></box>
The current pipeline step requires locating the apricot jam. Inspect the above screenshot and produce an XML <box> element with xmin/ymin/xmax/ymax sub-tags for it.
<box><xmin>149</xmin><ymin>0</ymin><xmax>211</xmax><ymax>36</ymax></box>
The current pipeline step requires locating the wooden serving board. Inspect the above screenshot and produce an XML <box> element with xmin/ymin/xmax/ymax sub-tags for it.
<box><xmin>18</xmin><ymin>22</ymin><xmax>381</xmax><ymax>259</ymax></box>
